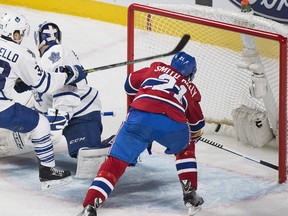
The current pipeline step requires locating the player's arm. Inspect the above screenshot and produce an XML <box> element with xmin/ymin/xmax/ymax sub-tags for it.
<box><xmin>186</xmin><ymin>86</ymin><xmax>205</xmax><ymax>142</ymax></box>
<box><xmin>19</xmin><ymin>59</ymin><xmax>86</xmax><ymax>95</ymax></box>
<box><xmin>124</xmin><ymin>67</ymin><xmax>150</xmax><ymax>103</ymax></box>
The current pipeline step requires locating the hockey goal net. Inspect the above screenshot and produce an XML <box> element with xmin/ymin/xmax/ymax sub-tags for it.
<box><xmin>127</xmin><ymin>3</ymin><xmax>288</xmax><ymax>183</ymax></box>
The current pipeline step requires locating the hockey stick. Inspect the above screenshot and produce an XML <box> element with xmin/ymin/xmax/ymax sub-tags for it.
<box><xmin>84</xmin><ymin>34</ymin><xmax>191</xmax><ymax>73</ymax></box>
<box><xmin>101</xmin><ymin>111</ymin><xmax>114</xmax><ymax>116</ymax></box>
<box><xmin>200</xmin><ymin>137</ymin><xmax>279</xmax><ymax>170</ymax></box>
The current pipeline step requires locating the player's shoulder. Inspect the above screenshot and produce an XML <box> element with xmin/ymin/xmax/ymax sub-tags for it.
<box><xmin>49</xmin><ymin>44</ymin><xmax>79</xmax><ymax>62</ymax></box>
<box><xmin>2</xmin><ymin>40</ymin><xmax>37</xmax><ymax>61</ymax></box>
<box><xmin>133</xmin><ymin>62</ymin><xmax>167</xmax><ymax>74</ymax></box>
<box><xmin>150</xmin><ymin>61</ymin><xmax>168</xmax><ymax>68</ymax></box>
<box><xmin>41</xmin><ymin>44</ymin><xmax>64</xmax><ymax>64</ymax></box>
<box><xmin>44</xmin><ymin>44</ymin><xmax>64</xmax><ymax>55</ymax></box>
<box><xmin>50</xmin><ymin>44</ymin><xmax>75</xmax><ymax>55</ymax></box>
<box><xmin>149</xmin><ymin>62</ymin><xmax>176</xmax><ymax>74</ymax></box>
<box><xmin>188</xmin><ymin>82</ymin><xmax>201</xmax><ymax>101</ymax></box>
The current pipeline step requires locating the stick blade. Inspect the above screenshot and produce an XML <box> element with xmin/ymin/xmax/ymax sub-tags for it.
<box><xmin>170</xmin><ymin>34</ymin><xmax>191</xmax><ymax>55</ymax></box>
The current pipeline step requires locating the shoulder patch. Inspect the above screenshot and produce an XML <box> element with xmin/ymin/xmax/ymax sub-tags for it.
<box><xmin>48</xmin><ymin>52</ymin><xmax>61</xmax><ymax>64</ymax></box>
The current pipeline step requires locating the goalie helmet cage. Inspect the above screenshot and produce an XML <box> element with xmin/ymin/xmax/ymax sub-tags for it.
<box><xmin>127</xmin><ymin>3</ymin><xmax>288</xmax><ymax>183</ymax></box>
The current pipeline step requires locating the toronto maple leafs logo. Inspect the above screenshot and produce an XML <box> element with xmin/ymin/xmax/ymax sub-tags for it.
<box><xmin>15</xmin><ymin>17</ymin><xmax>20</xmax><ymax>23</ymax></box>
<box><xmin>48</xmin><ymin>52</ymin><xmax>61</xmax><ymax>63</ymax></box>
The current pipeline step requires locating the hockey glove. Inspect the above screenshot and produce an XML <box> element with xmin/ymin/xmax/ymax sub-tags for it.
<box><xmin>191</xmin><ymin>128</ymin><xmax>203</xmax><ymax>144</ymax></box>
<box><xmin>46</xmin><ymin>108</ymin><xmax>70</xmax><ymax>131</ymax></box>
<box><xmin>63</xmin><ymin>65</ymin><xmax>87</xmax><ymax>85</ymax></box>
<box><xmin>14</xmin><ymin>79</ymin><xmax>32</xmax><ymax>93</ymax></box>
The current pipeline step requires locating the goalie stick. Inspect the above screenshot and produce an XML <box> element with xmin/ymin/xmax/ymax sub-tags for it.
<box><xmin>84</xmin><ymin>34</ymin><xmax>191</xmax><ymax>73</ymax></box>
<box><xmin>200</xmin><ymin>137</ymin><xmax>279</xmax><ymax>171</ymax></box>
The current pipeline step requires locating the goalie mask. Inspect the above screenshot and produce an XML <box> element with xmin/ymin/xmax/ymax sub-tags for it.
<box><xmin>0</xmin><ymin>12</ymin><xmax>30</xmax><ymax>44</ymax></box>
<box><xmin>34</xmin><ymin>21</ymin><xmax>61</xmax><ymax>50</ymax></box>
<box><xmin>171</xmin><ymin>52</ymin><xmax>197</xmax><ymax>82</ymax></box>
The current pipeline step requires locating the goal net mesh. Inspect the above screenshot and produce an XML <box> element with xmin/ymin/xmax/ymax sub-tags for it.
<box><xmin>127</xmin><ymin>4</ymin><xmax>288</xmax><ymax>183</ymax></box>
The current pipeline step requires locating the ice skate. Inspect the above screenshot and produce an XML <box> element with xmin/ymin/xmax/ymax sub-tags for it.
<box><xmin>77</xmin><ymin>204</ymin><xmax>96</xmax><ymax>216</ymax></box>
<box><xmin>39</xmin><ymin>164</ymin><xmax>72</xmax><ymax>191</ymax></box>
<box><xmin>77</xmin><ymin>198</ymin><xmax>102</xmax><ymax>216</ymax></box>
<box><xmin>181</xmin><ymin>180</ymin><xmax>204</xmax><ymax>216</ymax></box>
<box><xmin>184</xmin><ymin>188</ymin><xmax>204</xmax><ymax>216</ymax></box>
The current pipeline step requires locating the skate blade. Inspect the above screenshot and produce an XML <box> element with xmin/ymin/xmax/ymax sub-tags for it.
<box><xmin>188</xmin><ymin>205</ymin><xmax>202</xmax><ymax>216</ymax></box>
<box><xmin>41</xmin><ymin>176</ymin><xmax>73</xmax><ymax>191</ymax></box>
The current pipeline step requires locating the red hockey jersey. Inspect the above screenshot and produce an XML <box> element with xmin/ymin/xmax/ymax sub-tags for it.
<box><xmin>124</xmin><ymin>62</ymin><xmax>205</xmax><ymax>135</ymax></box>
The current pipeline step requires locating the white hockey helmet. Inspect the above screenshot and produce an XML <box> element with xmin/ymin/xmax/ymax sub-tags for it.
<box><xmin>34</xmin><ymin>21</ymin><xmax>62</xmax><ymax>50</ymax></box>
<box><xmin>0</xmin><ymin>12</ymin><xmax>30</xmax><ymax>44</ymax></box>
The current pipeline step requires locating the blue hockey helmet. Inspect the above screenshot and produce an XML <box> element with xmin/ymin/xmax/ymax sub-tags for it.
<box><xmin>171</xmin><ymin>52</ymin><xmax>197</xmax><ymax>81</ymax></box>
<box><xmin>34</xmin><ymin>21</ymin><xmax>61</xmax><ymax>50</ymax></box>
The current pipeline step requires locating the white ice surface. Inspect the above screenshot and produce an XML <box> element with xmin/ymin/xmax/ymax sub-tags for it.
<box><xmin>0</xmin><ymin>4</ymin><xmax>287</xmax><ymax>216</ymax></box>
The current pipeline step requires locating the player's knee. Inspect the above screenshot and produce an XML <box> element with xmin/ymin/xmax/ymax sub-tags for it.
<box><xmin>30</xmin><ymin>114</ymin><xmax>50</xmax><ymax>137</ymax></box>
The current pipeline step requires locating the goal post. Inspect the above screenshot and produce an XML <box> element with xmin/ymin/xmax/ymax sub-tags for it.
<box><xmin>127</xmin><ymin>3</ymin><xmax>288</xmax><ymax>183</ymax></box>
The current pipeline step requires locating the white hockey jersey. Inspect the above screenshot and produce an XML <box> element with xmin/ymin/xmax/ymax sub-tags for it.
<box><xmin>35</xmin><ymin>44</ymin><xmax>101</xmax><ymax>118</ymax></box>
<box><xmin>0</xmin><ymin>37</ymin><xmax>67</xmax><ymax>112</ymax></box>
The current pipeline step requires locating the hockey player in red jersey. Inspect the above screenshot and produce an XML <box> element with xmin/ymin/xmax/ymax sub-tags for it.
<box><xmin>77</xmin><ymin>52</ymin><xmax>205</xmax><ymax>216</ymax></box>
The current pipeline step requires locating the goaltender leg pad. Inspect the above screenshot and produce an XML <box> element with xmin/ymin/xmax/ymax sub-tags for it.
<box><xmin>232</xmin><ymin>105</ymin><xmax>274</xmax><ymax>147</ymax></box>
<box><xmin>0</xmin><ymin>129</ymin><xmax>33</xmax><ymax>157</ymax></box>
<box><xmin>63</xmin><ymin>111</ymin><xmax>103</xmax><ymax>158</ymax></box>
<box><xmin>75</xmin><ymin>147</ymin><xmax>109</xmax><ymax>179</ymax></box>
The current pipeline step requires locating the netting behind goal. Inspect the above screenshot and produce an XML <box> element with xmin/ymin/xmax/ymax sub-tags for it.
<box><xmin>127</xmin><ymin>3</ymin><xmax>288</xmax><ymax>183</ymax></box>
